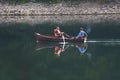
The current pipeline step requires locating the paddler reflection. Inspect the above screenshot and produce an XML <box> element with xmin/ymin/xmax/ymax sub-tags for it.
<box><xmin>54</xmin><ymin>46</ymin><xmax>64</xmax><ymax>56</ymax></box>
<box><xmin>54</xmin><ymin>42</ymin><xmax>89</xmax><ymax>57</ymax></box>
<box><xmin>75</xmin><ymin>43</ymin><xmax>92</xmax><ymax>59</ymax></box>
<box><xmin>75</xmin><ymin>43</ymin><xmax>88</xmax><ymax>54</ymax></box>
<box><xmin>54</xmin><ymin>43</ymin><xmax>69</xmax><ymax>56</ymax></box>
<box><xmin>36</xmin><ymin>42</ymin><xmax>90</xmax><ymax>58</ymax></box>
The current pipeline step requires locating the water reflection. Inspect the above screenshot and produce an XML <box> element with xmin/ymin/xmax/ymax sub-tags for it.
<box><xmin>75</xmin><ymin>43</ymin><xmax>87</xmax><ymax>54</ymax></box>
<box><xmin>36</xmin><ymin>42</ymin><xmax>89</xmax><ymax>57</ymax></box>
<box><xmin>36</xmin><ymin>39</ymin><xmax>120</xmax><ymax>60</ymax></box>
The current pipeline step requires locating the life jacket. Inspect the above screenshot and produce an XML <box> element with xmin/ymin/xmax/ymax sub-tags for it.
<box><xmin>54</xmin><ymin>29</ymin><xmax>61</xmax><ymax>37</ymax></box>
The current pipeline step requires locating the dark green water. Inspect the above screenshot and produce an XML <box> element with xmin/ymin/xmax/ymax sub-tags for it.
<box><xmin>0</xmin><ymin>16</ymin><xmax>120</xmax><ymax>80</ymax></box>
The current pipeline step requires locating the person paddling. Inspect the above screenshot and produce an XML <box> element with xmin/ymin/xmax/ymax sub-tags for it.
<box><xmin>54</xmin><ymin>26</ymin><xmax>62</xmax><ymax>38</ymax></box>
<box><xmin>54</xmin><ymin>26</ymin><xmax>70</xmax><ymax>38</ymax></box>
<box><xmin>75</xmin><ymin>27</ymin><xmax>88</xmax><ymax>40</ymax></box>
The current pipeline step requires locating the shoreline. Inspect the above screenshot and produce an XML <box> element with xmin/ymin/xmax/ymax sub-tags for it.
<box><xmin>0</xmin><ymin>15</ymin><xmax>119</xmax><ymax>25</ymax></box>
<box><xmin>0</xmin><ymin>2</ymin><xmax>120</xmax><ymax>15</ymax></box>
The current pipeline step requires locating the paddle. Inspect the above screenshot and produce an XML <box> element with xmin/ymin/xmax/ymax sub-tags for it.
<box><xmin>59</xmin><ymin>32</ymin><xmax>69</xmax><ymax>44</ymax></box>
<box><xmin>62</xmin><ymin>33</ymin><xmax>65</xmax><ymax>44</ymax></box>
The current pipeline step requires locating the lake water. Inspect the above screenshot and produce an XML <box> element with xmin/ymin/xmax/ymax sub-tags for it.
<box><xmin>0</xmin><ymin>15</ymin><xmax>120</xmax><ymax>80</ymax></box>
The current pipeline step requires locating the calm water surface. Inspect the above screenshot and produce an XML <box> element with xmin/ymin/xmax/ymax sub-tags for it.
<box><xmin>0</xmin><ymin>15</ymin><xmax>120</xmax><ymax>80</ymax></box>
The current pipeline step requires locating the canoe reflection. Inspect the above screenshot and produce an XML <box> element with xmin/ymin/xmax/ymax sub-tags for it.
<box><xmin>36</xmin><ymin>42</ymin><xmax>90</xmax><ymax>57</ymax></box>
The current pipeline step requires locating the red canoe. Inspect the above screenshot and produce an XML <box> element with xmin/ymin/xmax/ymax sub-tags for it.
<box><xmin>35</xmin><ymin>33</ymin><xmax>87</xmax><ymax>43</ymax></box>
